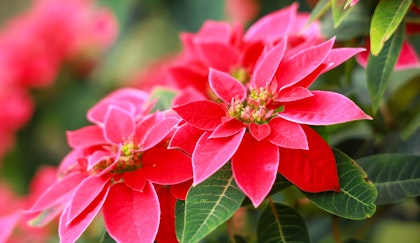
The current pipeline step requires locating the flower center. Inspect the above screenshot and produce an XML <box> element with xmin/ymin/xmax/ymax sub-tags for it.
<box><xmin>231</xmin><ymin>67</ymin><xmax>250</xmax><ymax>84</ymax></box>
<box><xmin>228</xmin><ymin>87</ymin><xmax>276</xmax><ymax>124</ymax></box>
<box><xmin>91</xmin><ymin>142</ymin><xmax>143</xmax><ymax>174</ymax></box>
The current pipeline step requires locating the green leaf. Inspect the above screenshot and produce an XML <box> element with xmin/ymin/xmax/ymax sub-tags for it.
<box><xmin>322</xmin><ymin>0</ymin><xmax>373</xmax><ymax>41</ymax></box>
<box><xmin>257</xmin><ymin>202</ymin><xmax>310</xmax><ymax>243</ymax></box>
<box><xmin>357</xmin><ymin>154</ymin><xmax>420</xmax><ymax>205</ymax></box>
<box><xmin>305</xmin><ymin>0</ymin><xmax>331</xmax><ymax>29</ymax></box>
<box><xmin>176</xmin><ymin>164</ymin><xmax>246</xmax><ymax>243</ymax></box>
<box><xmin>304</xmin><ymin>149</ymin><xmax>377</xmax><ymax>220</ymax></box>
<box><xmin>370</xmin><ymin>0</ymin><xmax>412</xmax><ymax>55</ymax></box>
<box><xmin>149</xmin><ymin>87</ymin><xmax>178</xmax><ymax>111</ymax></box>
<box><xmin>332</xmin><ymin>0</ymin><xmax>355</xmax><ymax>27</ymax></box>
<box><xmin>367</xmin><ymin>23</ymin><xmax>404</xmax><ymax>114</ymax></box>
<box><xmin>175</xmin><ymin>200</ymin><xmax>186</xmax><ymax>241</ymax></box>
<box><xmin>100</xmin><ymin>231</ymin><xmax>116</xmax><ymax>243</ymax></box>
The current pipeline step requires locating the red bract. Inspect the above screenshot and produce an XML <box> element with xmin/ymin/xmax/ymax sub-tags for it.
<box><xmin>27</xmin><ymin>88</ymin><xmax>192</xmax><ymax>243</ymax></box>
<box><xmin>172</xmin><ymin>34</ymin><xmax>372</xmax><ymax>207</ymax></box>
<box><xmin>168</xmin><ymin>3</ymin><xmax>323</xmax><ymax>98</ymax></box>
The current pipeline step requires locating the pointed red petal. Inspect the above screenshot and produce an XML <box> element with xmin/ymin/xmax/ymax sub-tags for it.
<box><xmin>195</xmin><ymin>42</ymin><xmax>240</xmax><ymax>71</ymax></box>
<box><xmin>104</xmin><ymin>106</ymin><xmax>135</xmax><ymax>144</ymax></box>
<box><xmin>394</xmin><ymin>41</ymin><xmax>420</xmax><ymax>70</ymax></box>
<box><xmin>141</xmin><ymin>117</ymin><xmax>180</xmax><ymax>151</ymax></box>
<box><xmin>249</xmin><ymin>123</ymin><xmax>271</xmax><ymax>141</ymax></box>
<box><xmin>276</xmin><ymin>38</ymin><xmax>335</xmax><ymax>89</ymax></box>
<box><xmin>168</xmin><ymin>123</ymin><xmax>203</xmax><ymax>155</ymax></box>
<box><xmin>268</xmin><ymin>117</ymin><xmax>308</xmax><ymax>149</ymax></box>
<box><xmin>276</xmin><ymin>86</ymin><xmax>313</xmax><ymax>102</ymax></box>
<box><xmin>279</xmin><ymin>91</ymin><xmax>372</xmax><ymax>125</ymax></box>
<box><xmin>67</xmin><ymin>175</ymin><xmax>111</xmax><ymax>225</ymax></box>
<box><xmin>170</xmin><ymin>180</ymin><xmax>192</xmax><ymax>200</ymax></box>
<box><xmin>59</xmin><ymin>185</ymin><xmax>109</xmax><ymax>243</ymax></box>
<box><xmin>209</xmin><ymin>69</ymin><xmax>246</xmax><ymax>103</ymax></box>
<box><xmin>134</xmin><ymin>113</ymin><xmax>160</xmax><ymax>145</ymax></box>
<box><xmin>87</xmin><ymin>88</ymin><xmax>149</xmax><ymax>124</ymax></box>
<box><xmin>123</xmin><ymin>169</ymin><xmax>147</xmax><ymax>192</ymax></box>
<box><xmin>66</xmin><ymin>125</ymin><xmax>106</xmax><ymax>149</ymax></box>
<box><xmin>232</xmin><ymin>133</ymin><xmax>279</xmax><ymax>207</ymax></box>
<box><xmin>28</xmin><ymin>172</ymin><xmax>86</xmax><ymax>212</ymax></box>
<box><xmin>173</xmin><ymin>100</ymin><xmax>226</xmax><ymax>130</ymax></box>
<box><xmin>293</xmin><ymin>63</ymin><xmax>329</xmax><ymax>88</ymax></box>
<box><xmin>250</xmin><ymin>39</ymin><xmax>286</xmax><ymax>88</ymax></box>
<box><xmin>244</xmin><ymin>3</ymin><xmax>297</xmax><ymax>42</ymax></box>
<box><xmin>278</xmin><ymin>126</ymin><xmax>340</xmax><ymax>192</ymax></box>
<box><xmin>193</xmin><ymin>129</ymin><xmax>246</xmax><ymax>185</ymax></box>
<box><xmin>155</xmin><ymin>188</ymin><xmax>178</xmax><ymax>243</ymax></box>
<box><xmin>209</xmin><ymin>119</ymin><xmax>244</xmax><ymax>138</ymax></box>
<box><xmin>143</xmin><ymin>146</ymin><xmax>192</xmax><ymax>185</ymax></box>
<box><xmin>323</xmin><ymin>47</ymin><xmax>365</xmax><ymax>72</ymax></box>
<box><xmin>103</xmin><ymin>182</ymin><xmax>160</xmax><ymax>243</ymax></box>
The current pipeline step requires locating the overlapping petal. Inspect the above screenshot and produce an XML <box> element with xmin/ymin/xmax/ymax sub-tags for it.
<box><xmin>276</xmin><ymin>38</ymin><xmax>335</xmax><ymax>89</ymax></box>
<box><xmin>232</xmin><ymin>133</ymin><xmax>279</xmax><ymax>207</ymax></box>
<box><xmin>103</xmin><ymin>182</ymin><xmax>160</xmax><ymax>243</ymax></box>
<box><xmin>268</xmin><ymin>117</ymin><xmax>308</xmax><ymax>150</ymax></box>
<box><xmin>209</xmin><ymin>68</ymin><xmax>246</xmax><ymax>103</ymax></box>
<box><xmin>103</xmin><ymin>106</ymin><xmax>135</xmax><ymax>144</ymax></box>
<box><xmin>143</xmin><ymin>146</ymin><xmax>192</xmax><ymax>185</ymax></box>
<box><xmin>279</xmin><ymin>91</ymin><xmax>372</xmax><ymax>125</ymax></box>
<box><xmin>173</xmin><ymin>100</ymin><xmax>226</xmax><ymax>130</ymax></box>
<box><xmin>193</xmin><ymin>129</ymin><xmax>246</xmax><ymax>185</ymax></box>
<box><xmin>250</xmin><ymin>39</ymin><xmax>286</xmax><ymax>88</ymax></box>
<box><xmin>244</xmin><ymin>3</ymin><xmax>297</xmax><ymax>42</ymax></box>
<box><xmin>278</xmin><ymin>125</ymin><xmax>340</xmax><ymax>192</ymax></box>
<box><xmin>59</xmin><ymin>186</ymin><xmax>110</xmax><ymax>243</ymax></box>
<box><xmin>66</xmin><ymin>125</ymin><xmax>106</xmax><ymax>149</ymax></box>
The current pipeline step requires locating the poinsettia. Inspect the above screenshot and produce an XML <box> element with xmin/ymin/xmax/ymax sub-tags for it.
<box><xmin>27</xmin><ymin>88</ymin><xmax>192</xmax><ymax>243</ymax></box>
<box><xmin>169</xmin><ymin>3</ymin><xmax>323</xmax><ymax>98</ymax></box>
<box><xmin>171</xmin><ymin>37</ymin><xmax>372</xmax><ymax>207</ymax></box>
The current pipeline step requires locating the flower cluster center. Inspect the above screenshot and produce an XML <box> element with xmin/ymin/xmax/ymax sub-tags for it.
<box><xmin>228</xmin><ymin>87</ymin><xmax>275</xmax><ymax>124</ymax></box>
<box><xmin>91</xmin><ymin>142</ymin><xmax>143</xmax><ymax>174</ymax></box>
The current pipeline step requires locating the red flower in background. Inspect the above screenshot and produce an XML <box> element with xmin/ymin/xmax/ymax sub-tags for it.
<box><xmin>168</xmin><ymin>3</ymin><xmax>324</xmax><ymax>99</ymax></box>
<box><xmin>0</xmin><ymin>0</ymin><xmax>118</xmax><ymax>88</ymax></box>
<box><xmin>27</xmin><ymin>88</ymin><xmax>192</xmax><ymax>243</ymax></box>
<box><xmin>171</xmin><ymin>21</ymin><xmax>371</xmax><ymax>207</ymax></box>
<box><xmin>0</xmin><ymin>166</ymin><xmax>58</xmax><ymax>243</ymax></box>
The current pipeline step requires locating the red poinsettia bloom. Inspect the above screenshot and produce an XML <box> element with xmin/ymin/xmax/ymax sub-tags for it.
<box><xmin>171</xmin><ymin>38</ymin><xmax>372</xmax><ymax>207</ymax></box>
<box><xmin>169</xmin><ymin>3</ymin><xmax>323</xmax><ymax>98</ymax></box>
<box><xmin>27</xmin><ymin>88</ymin><xmax>192</xmax><ymax>243</ymax></box>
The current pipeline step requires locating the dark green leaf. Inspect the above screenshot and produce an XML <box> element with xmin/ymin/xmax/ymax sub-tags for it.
<box><xmin>257</xmin><ymin>202</ymin><xmax>310</xmax><ymax>243</ymax></box>
<box><xmin>370</xmin><ymin>0</ymin><xmax>412</xmax><ymax>55</ymax></box>
<box><xmin>304</xmin><ymin>149</ymin><xmax>377</xmax><ymax>220</ymax></box>
<box><xmin>100</xmin><ymin>231</ymin><xmax>116</xmax><ymax>243</ymax></box>
<box><xmin>357</xmin><ymin>154</ymin><xmax>420</xmax><ymax>205</ymax></box>
<box><xmin>305</xmin><ymin>0</ymin><xmax>331</xmax><ymax>29</ymax></box>
<box><xmin>229</xmin><ymin>235</ymin><xmax>249</xmax><ymax>243</ymax></box>
<box><xmin>176</xmin><ymin>164</ymin><xmax>246</xmax><ymax>243</ymax></box>
<box><xmin>367</xmin><ymin>23</ymin><xmax>404</xmax><ymax>114</ymax></box>
<box><xmin>175</xmin><ymin>200</ymin><xmax>186</xmax><ymax>241</ymax></box>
